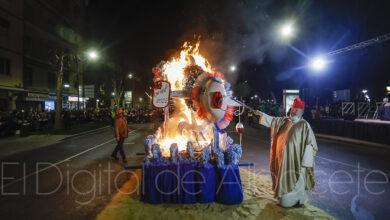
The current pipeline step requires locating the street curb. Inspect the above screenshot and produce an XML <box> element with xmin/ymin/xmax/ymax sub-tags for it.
<box><xmin>315</xmin><ymin>133</ymin><xmax>390</xmax><ymax>150</ymax></box>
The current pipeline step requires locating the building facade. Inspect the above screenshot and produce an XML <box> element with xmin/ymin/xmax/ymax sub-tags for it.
<box><xmin>0</xmin><ymin>0</ymin><xmax>24</xmax><ymax>111</ymax></box>
<box><xmin>0</xmin><ymin>0</ymin><xmax>86</xmax><ymax>112</ymax></box>
<box><xmin>23</xmin><ymin>0</ymin><xmax>86</xmax><ymax>112</ymax></box>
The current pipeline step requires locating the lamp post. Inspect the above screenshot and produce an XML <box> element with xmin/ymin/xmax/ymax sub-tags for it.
<box><xmin>76</xmin><ymin>49</ymin><xmax>99</xmax><ymax>111</ymax></box>
<box><xmin>128</xmin><ymin>72</ymin><xmax>135</xmax><ymax>108</ymax></box>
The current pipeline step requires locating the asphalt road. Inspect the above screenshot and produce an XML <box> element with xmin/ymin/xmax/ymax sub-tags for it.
<box><xmin>1</xmin><ymin>122</ymin><xmax>389</xmax><ymax>220</ymax></box>
<box><xmin>228</xmin><ymin>122</ymin><xmax>390</xmax><ymax>220</ymax></box>
<box><xmin>0</xmin><ymin>123</ymin><xmax>156</xmax><ymax>220</ymax></box>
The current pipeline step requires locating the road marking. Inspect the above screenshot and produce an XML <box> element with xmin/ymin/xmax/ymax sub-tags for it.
<box><xmin>1</xmin><ymin>130</ymin><xmax>136</xmax><ymax>190</ymax></box>
<box><xmin>316</xmin><ymin>155</ymin><xmax>390</xmax><ymax>177</ymax></box>
<box><xmin>316</xmin><ymin>134</ymin><xmax>390</xmax><ymax>150</ymax></box>
<box><xmin>61</xmin><ymin>125</ymin><xmax>111</xmax><ymax>141</ymax></box>
<box><xmin>71</xmin><ymin>125</ymin><xmax>111</xmax><ymax>136</ymax></box>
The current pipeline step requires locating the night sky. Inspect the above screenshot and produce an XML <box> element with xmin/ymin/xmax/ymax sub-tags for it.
<box><xmin>85</xmin><ymin>0</ymin><xmax>390</xmax><ymax>103</ymax></box>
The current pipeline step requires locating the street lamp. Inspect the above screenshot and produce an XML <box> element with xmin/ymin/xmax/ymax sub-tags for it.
<box><xmin>254</xmin><ymin>94</ymin><xmax>258</xmax><ymax>98</ymax></box>
<box><xmin>280</xmin><ymin>24</ymin><xmax>293</xmax><ymax>37</ymax></box>
<box><xmin>64</xmin><ymin>84</ymin><xmax>70</xmax><ymax>88</ymax></box>
<box><xmin>87</xmin><ymin>50</ymin><xmax>98</xmax><ymax>60</ymax></box>
<box><xmin>75</xmin><ymin>49</ymin><xmax>100</xmax><ymax>111</ymax></box>
<box><xmin>310</xmin><ymin>57</ymin><xmax>326</xmax><ymax>71</ymax></box>
<box><xmin>230</xmin><ymin>65</ymin><xmax>236</xmax><ymax>72</ymax></box>
<box><xmin>127</xmin><ymin>73</ymin><xmax>136</xmax><ymax>108</ymax></box>
<box><xmin>386</xmin><ymin>86</ymin><xmax>390</xmax><ymax>92</ymax></box>
<box><xmin>278</xmin><ymin>21</ymin><xmax>295</xmax><ymax>40</ymax></box>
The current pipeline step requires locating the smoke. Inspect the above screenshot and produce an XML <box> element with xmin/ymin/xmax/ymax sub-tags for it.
<box><xmin>190</xmin><ymin>0</ymin><xmax>277</xmax><ymax>84</ymax></box>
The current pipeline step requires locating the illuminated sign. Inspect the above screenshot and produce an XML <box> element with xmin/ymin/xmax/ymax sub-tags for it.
<box><xmin>124</xmin><ymin>91</ymin><xmax>132</xmax><ymax>104</ymax></box>
<box><xmin>45</xmin><ymin>100</ymin><xmax>55</xmax><ymax>111</ymax></box>
<box><xmin>68</xmin><ymin>96</ymin><xmax>88</xmax><ymax>102</ymax></box>
<box><xmin>283</xmin><ymin>89</ymin><xmax>300</xmax><ymax>116</ymax></box>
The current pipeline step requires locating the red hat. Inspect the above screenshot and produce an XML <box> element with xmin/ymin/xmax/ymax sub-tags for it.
<box><xmin>116</xmin><ymin>109</ymin><xmax>123</xmax><ymax>115</ymax></box>
<box><xmin>292</xmin><ymin>97</ymin><xmax>305</xmax><ymax>110</ymax></box>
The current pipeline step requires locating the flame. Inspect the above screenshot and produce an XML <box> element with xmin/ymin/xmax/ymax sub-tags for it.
<box><xmin>154</xmin><ymin>99</ymin><xmax>214</xmax><ymax>157</ymax></box>
<box><xmin>154</xmin><ymin>42</ymin><xmax>214</xmax><ymax>157</ymax></box>
<box><xmin>162</xmin><ymin>42</ymin><xmax>212</xmax><ymax>90</ymax></box>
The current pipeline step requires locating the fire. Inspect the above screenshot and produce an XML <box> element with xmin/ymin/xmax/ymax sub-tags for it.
<box><xmin>162</xmin><ymin>42</ymin><xmax>212</xmax><ymax>90</ymax></box>
<box><xmin>154</xmin><ymin>98</ymin><xmax>214</xmax><ymax>157</ymax></box>
<box><xmin>154</xmin><ymin>42</ymin><xmax>215</xmax><ymax>157</ymax></box>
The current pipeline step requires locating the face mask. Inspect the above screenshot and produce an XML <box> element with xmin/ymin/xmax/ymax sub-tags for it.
<box><xmin>291</xmin><ymin>116</ymin><xmax>301</xmax><ymax>122</ymax></box>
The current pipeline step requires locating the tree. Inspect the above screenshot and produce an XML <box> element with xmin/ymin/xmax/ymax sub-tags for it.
<box><xmin>49</xmin><ymin>49</ymin><xmax>75</xmax><ymax>130</ymax></box>
<box><xmin>111</xmin><ymin>75</ymin><xmax>126</xmax><ymax>108</ymax></box>
<box><xmin>52</xmin><ymin>51</ymin><xmax>65</xmax><ymax>130</ymax></box>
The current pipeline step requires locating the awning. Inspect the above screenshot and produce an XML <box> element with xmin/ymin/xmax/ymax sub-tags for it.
<box><xmin>0</xmin><ymin>85</ymin><xmax>26</xmax><ymax>92</ymax></box>
<box><xmin>27</xmin><ymin>92</ymin><xmax>49</xmax><ymax>99</ymax></box>
<box><xmin>26</xmin><ymin>97</ymin><xmax>46</xmax><ymax>102</ymax></box>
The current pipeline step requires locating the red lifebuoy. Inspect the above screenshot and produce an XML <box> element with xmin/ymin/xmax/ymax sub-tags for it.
<box><xmin>236</xmin><ymin>122</ymin><xmax>244</xmax><ymax>134</ymax></box>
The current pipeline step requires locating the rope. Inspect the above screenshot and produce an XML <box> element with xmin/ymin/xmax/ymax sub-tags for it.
<box><xmin>238</xmin><ymin>105</ymin><xmax>242</xmax><ymax>146</ymax></box>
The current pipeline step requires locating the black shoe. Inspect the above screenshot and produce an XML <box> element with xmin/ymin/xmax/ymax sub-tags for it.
<box><xmin>111</xmin><ymin>155</ymin><xmax>119</xmax><ymax>161</ymax></box>
<box><xmin>293</xmin><ymin>201</ymin><xmax>304</xmax><ymax>208</ymax></box>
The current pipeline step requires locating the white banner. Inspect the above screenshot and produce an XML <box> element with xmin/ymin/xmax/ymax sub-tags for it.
<box><xmin>152</xmin><ymin>80</ymin><xmax>170</xmax><ymax>109</ymax></box>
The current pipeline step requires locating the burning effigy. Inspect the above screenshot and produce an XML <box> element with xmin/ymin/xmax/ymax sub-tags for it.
<box><xmin>140</xmin><ymin>42</ymin><xmax>244</xmax><ymax>204</ymax></box>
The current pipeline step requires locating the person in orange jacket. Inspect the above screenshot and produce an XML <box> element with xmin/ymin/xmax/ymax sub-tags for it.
<box><xmin>112</xmin><ymin>109</ymin><xmax>131</xmax><ymax>163</ymax></box>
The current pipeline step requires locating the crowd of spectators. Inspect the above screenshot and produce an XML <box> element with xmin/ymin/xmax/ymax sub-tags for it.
<box><xmin>0</xmin><ymin>101</ymin><xmax>342</xmax><ymax>138</ymax></box>
<box><xmin>236</xmin><ymin>101</ymin><xmax>337</xmax><ymax>127</ymax></box>
<box><xmin>0</xmin><ymin>106</ymin><xmax>164</xmax><ymax>137</ymax></box>
<box><xmin>0</xmin><ymin>108</ymin><xmax>114</xmax><ymax>137</ymax></box>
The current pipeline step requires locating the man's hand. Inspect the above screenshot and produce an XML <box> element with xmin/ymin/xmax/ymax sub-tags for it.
<box><xmin>116</xmin><ymin>136</ymin><xmax>120</xmax><ymax>141</ymax></box>
<box><xmin>254</xmin><ymin>110</ymin><xmax>263</xmax><ymax>116</ymax></box>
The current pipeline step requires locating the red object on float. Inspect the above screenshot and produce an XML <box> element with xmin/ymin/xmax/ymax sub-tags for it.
<box><xmin>236</xmin><ymin>122</ymin><xmax>244</xmax><ymax>134</ymax></box>
<box><xmin>154</xmin><ymin>68</ymin><xmax>161</xmax><ymax>79</ymax></box>
<box><xmin>212</xmin><ymin>92</ymin><xmax>223</xmax><ymax>108</ymax></box>
<box><xmin>189</xmin><ymin>72</ymin><xmax>235</xmax><ymax>130</ymax></box>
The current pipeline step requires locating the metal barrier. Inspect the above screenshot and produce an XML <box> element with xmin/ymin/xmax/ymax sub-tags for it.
<box><xmin>373</xmin><ymin>102</ymin><xmax>384</xmax><ymax>119</ymax></box>
<box><xmin>342</xmin><ymin>102</ymin><xmax>355</xmax><ymax>116</ymax></box>
<box><xmin>357</xmin><ymin>102</ymin><xmax>370</xmax><ymax>118</ymax></box>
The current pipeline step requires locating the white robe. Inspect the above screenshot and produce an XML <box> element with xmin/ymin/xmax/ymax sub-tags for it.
<box><xmin>259</xmin><ymin>113</ymin><xmax>318</xmax><ymax>200</ymax></box>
